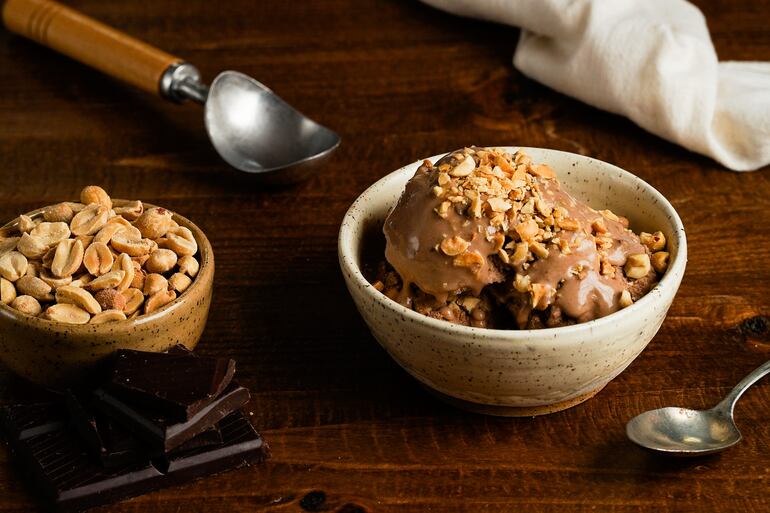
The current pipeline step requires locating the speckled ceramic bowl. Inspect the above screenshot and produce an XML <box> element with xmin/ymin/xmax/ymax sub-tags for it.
<box><xmin>339</xmin><ymin>147</ymin><xmax>686</xmax><ymax>416</ymax></box>
<box><xmin>0</xmin><ymin>201</ymin><xmax>214</xmax><ymax>388</ymax></box>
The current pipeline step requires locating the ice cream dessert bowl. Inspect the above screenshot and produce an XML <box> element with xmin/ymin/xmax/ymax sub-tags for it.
<box><xmin>339</xmin><ymin>147</ymin><xmax>686</xmax><ymax>416</ymax></box>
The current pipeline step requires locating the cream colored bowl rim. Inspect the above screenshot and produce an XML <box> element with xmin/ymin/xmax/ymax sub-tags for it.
<box><xmin>339</xmin><ymin>147</ymin><xmax>687</xmax><ymax>340</ymax></box>
<box><xmin>0</xmin><ymin>200</ymin><xmax>213</xmax><ymax>332</ymax></box>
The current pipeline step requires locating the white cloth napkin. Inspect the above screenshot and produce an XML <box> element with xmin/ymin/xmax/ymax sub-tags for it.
<box><xmin>421</xmin><ymin>0</ymin><xmax>770</xmax><ymax>171</ymax></box>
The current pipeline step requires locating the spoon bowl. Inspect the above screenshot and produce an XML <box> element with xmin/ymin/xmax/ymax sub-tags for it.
<box><xmin>626</xmin><ymin>359</ymin><xmax>770</xmax><ymax>456</ymax></box>
<box><xmin>205</xmin><ymin>71</ymin><xmax>341</xmax><ymax>182</ymax></box>
<box><xmin>626</xmin><ymin>407</ymin><xmax>742</xmax><ymax>456</ymax></box>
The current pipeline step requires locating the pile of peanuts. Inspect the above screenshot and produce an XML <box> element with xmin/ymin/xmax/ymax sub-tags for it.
<box><xmin>0</xmin><ymin>186</ymin><xmax>199</xmax><ymax>324</ymax></box>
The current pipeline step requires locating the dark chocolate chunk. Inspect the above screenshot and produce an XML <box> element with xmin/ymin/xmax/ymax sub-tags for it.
<box><xmin>5</xmin><ymin>410</ymin><xmax>268</xmax><ymax>512</ymax></box>
<box><xmin>0</xmin><ymin>402</ymin><xmax>66</xmax><ymax>441</ymax></box>
<box><xmin>171</xmin><ymin>425</ymin><xmax>223</xmax><ymax>454</ymax></box>
<box><xmin>155</xmin><ymin>410</ymin><xmax>270</xmax><ymax>474</ymax></box>
<box><xmin>106</xmin><ymin>349</ymin><xmax>236</xmax><ymax>421</ymax></box>
<box><xmin>93</xmin><ymin>383</ymin><xmax>250</xmax><ymax>452</ymax></box>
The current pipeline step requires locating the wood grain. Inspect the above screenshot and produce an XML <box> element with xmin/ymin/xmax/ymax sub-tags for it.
<box><xmin>0</xmin><ymin>0</ymin><xmax>768</xmax><ymax>512</ymax></box>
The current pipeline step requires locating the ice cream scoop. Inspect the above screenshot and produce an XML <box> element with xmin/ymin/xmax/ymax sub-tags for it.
<box><xmin>2</xmin><ymin>0</ymin><xmax>340</xmax><ymax>183</ymax></box>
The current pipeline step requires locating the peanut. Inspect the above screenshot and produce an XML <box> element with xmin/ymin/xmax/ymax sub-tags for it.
<box><xmin>177</xmin><ymin>255</ymin><xmax>199</xmax><ymax>277</ymax></box>
<box><xmin>51</xmin><ymin>239</ymin><xmax>84</xmax><ymax>278</ymax></box>
<box><xmin>11</xmin><ymin>295</ymin><xmax>41</xmax><ymax>316</ymax></box>
<box><xmin>144</xmin><ymin>289</ymin><xmax>176</xmax><ymax>314</ymax></box>
<box><xmin>110</xmin><ymin>234</ymin><xmax>156</xmax><ymax>257</ymax></box>
<box><xmin>55</xmin><ymin>286</ymin><xmax>102</xmax><ymax>314</ymax></box>
<box><xmin>90</xmin><ymin>310</ymin><xmax>127</xmax><ymax>324</ymax></box>
<box><xmin>157</xmin><ymin>226</ymin><xmax>197</xmax><ymax>257</ymax></box>
<box><xmin>114</xmin><ymin>200</ymin><xmax>143</xmax><ymax>221</ymax></box>
<box><xmin>16</xmin><ymin>233</ymin><xmax>48</xmax><ymax>259</ymax></box>
<box><xmin>92</xmin><ymin>223</ymin><xmax>126</xmax><ymax>246</ymax></box>
<box><xmin>30</xmin><ymin>222</ymin><xmax>70</xmax><ymax>247</ymax></box>
<box><xmin>109</xmin><ymin>253</ymin><xmax>133</xmax><ymax>292</ymax></box>
<box><xmin>43</xmin><ymin>203</ymin><xmax>75</xmax><ymax>223</ymax></box>
<box><xmin>619</xmin><ymin>289</ymin><xmax>633</xmax><ymax>308</ymax></box>
<box><xmin>15</xmin><ymin>276</ymin><xmax>53</xmax><ymax>302</ymax></box>
<box><xmin>143</xmin><ymin>273</ymin><xmax>168</xmax><ymax>296</ymax></box>
<box><xmin>70</xmin><ymin>204</ymin><xmax>109</xmax><ymax>236</ymax></box>
<box><xmin>94</xmin><ymin>288</ymin><xmax>127</xmax><ymax>311</ymax></box>
<box><xmin>624</xmin><ymin>253</ymin><xmax>651</xmax><ymax>280</ymax></box>
<box><xmin>134</xmin><ymin>207</ymin><xmax>174</xmax><ymax>239</ymax></box>
<box><xmin>83</xmin><ymin>242</ymin><xmax>114</xmax><ymax>276</ymax></box>
<box><xmin>439</xmin><ymin>236</ymin><xmax>470</xmax><ymax>257</ymax></box>
<box><xmin>0</xmin><ymin>237</ymin><xmax>20</xmax><ymax>258</ymax></box>
<box><xmin>0</xmin><ymin>251</ymin><xmax>28</xmax><ymax>282</ymax></box>
<box><xmin>122</xmin><ymin>288</ymin><xmax>144</xmax><ymax>315</ymax></box>
<box><xmin>44</xmin><ymin>303</ymin><xmax>90</xmax><ymax>324</ymax></box>
<box><xmin>38</xmin><ymin>269</ymin><xmax>73</xmax><ymax>289</ymax></box>
<box><xmin>651</xmin><ymin>251</ymin><xmax>670</xmax><ymax>274</ymax></box>
<box><xmin>86</xmin><ymin>270</ymin><xmax>125</xmax><ymax>291</ymax></box>
<box><xmin>168</xmin><ymin>273</ymin><xmax>192</xmax><ymax>294</ymax></box>
<box><xmin>0</xmin><ymin>277</ymin><xmax>16</xmax><ymax>305</ymax></box>
<box><xmin>145</xmin><ymin>249</ymin><xmax>177</xmax><ymax>274</ymax></box>
<box><xmin>130</xmin><ymin>261</ymin><xmax>145</xmax><ymax>290</ymax></box>
<box><xmin>640</xmin><ymin>231</ymin><xmax>666</xmax><ymax>252</ymax></box>
<box><xmin>18</xmin><ymin>215</ymin><xmax>37</xmax><ymax>233</ymax></box>
<box><xmin>80</xmin><ymin>185</ymin><xmax>112</xmax><ymax>209</ymax></box>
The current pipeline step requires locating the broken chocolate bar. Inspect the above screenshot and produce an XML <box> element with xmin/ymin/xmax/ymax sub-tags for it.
<box><xmin>106</xmin><ymin>349</ymin><xmax>236</xmax><ymax>422</ymax></box>
<box><xmin>4</xmin><ymin>409</ymin><xmax>266</xmax><ymax>512</ymax></box>
<box><xmin>0</xmin><ymin>402</ymin><xmax>66</xmax><ymax>441</ymax></box>
<box><xmin>93</xmin><ymin>383</ymin><xmax>250</xmax><ymax>452</ymax></box>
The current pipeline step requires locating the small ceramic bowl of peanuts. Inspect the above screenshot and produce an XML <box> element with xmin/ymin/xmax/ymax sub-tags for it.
<box><xmin>0</xmin><ymin>186</ymin><xmax>214</xmax><ymax>387</ymax></box>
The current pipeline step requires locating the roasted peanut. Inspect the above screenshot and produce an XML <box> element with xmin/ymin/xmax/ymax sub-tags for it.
<box><xmin>134</xmin><ymin>207</ymin><xmax>174</xmax><ymax>239</ymax></box>
<box><xmin>30</xmin><ymin>222</ymin><xmax>70</xmax><ymax>247</ymax></box>
<box><xmin>619</xmin><ymin>289</ymin><xmax>633</xmax><ymax>308</ymax></box>
<box><xmin>144</xmin><ymin>289</ymin><xmax>176</xmax><ymax>314</ymax></box>
<box><xmin>113</xmin><ymin>253</ymin><xmax>134</xmax><ymax>292</ymax></box>
<box><xmin>80</xmin><ymin>185</ymin><xmax>112</xmax><ymax>209</ymax></box>
<box><xmin>86</xmin><ymin>270</ymin><xmax>125</xmax><ymax>291</ymax></box>
<box><xmin>43</xmin><ymin>203</ymin><xmax>75</xmax><ymax>223</ymax></box>
<box><xmin>530</xmin><ymin>283</ymin><xmax>552</xmax><ymax>309</ymax></box>
<box><xmin>83</xmin><ymin>242</ymin><xmax>114</xmax><ymax>276</ymax></box>
<box><xmin>130</xmin><ymin>261</ymin><xmax>145</xmax><ymax>290</ymax></box>
<box><xmin>439</xmin><ymin>236</ymin><xmax>470</xmax><ymax>257</ymax></box>
<box><xmin>113</xmin><ymin>200</ymin><xmax>143</xmax><ymax>221</ymax></box>
<box><xmin>110</xmin><ymin>234</ymin><xmax>156</xmax><ymax>257</ymax></box>
<box><xmin>92</xmin><ymin>223</ymin><xmax>126</xmax><ymax>246</ymax></box>
<box><xmin>11</xmin><ymin>295</ymin><xmax>41</xmax><ymax>316</ymax></box>
<box><xmin>0</xmin><ymin>277</ymin><xmax>16</xmax><ymax>305</ymax></box>
<box><xmin>16</xmin><ymin>276</ymin><xmax>53</xmax><ymax>302</ymax></box>
<box><xmin>145</xmin><ymin>249</ymin><xmax>177</xmax><ymax>274</ymax></box>
<box><xmin>16</xmin><ymin>233</ymin><xmax>48</xmax><ymax>259</ymax></box>
<box><xmin>38</xmin><ymin>269</ymin><xmax>73</xmax><ymax>289</ymax></box>
<box><xmin>55</xmin><ymin>285</ymin><xmax>102</xmax><ymax>314</ymax></box>
<box><xmin>0</xmin><ymin>237</ymin><xmax>20</xmax><ymax>257</ymax></box>
<box><xmin>70</xmin><ymin>204</ymin><xmax>109</xmax><ymax>236</ymax></box>
<box><xmin>640</xmin><ymin>231</ymin><xmax>666</xmax><ymax>252</ymax></box>
<box><xmin>0</xmin><ymin>251</ymin><xmax>28</xmax><ymax>282</ymax></box>
<box><xmin>51</xmin><ymin>239</ymin><xmax>84</xmax><ymax>278</ymax></box>
<box><xmin>177</xmin><ymin>255</ymin><xmax>199</xmax><ymax>277</ymax></box>
<box><xmin>17</xmin><ymin>215</ymin><xmax>37</xmax><ymax>233</ymax></box>
<box><xmin>122</xmin><ymin>288</ymin><xmax>144</xmax><ymax>315</ymax></box>
<box><xmin>157</xmin><ymin>226</ymin><xmax>197</xmax><ymax>256</ymax></box>
<box><xmin>44</xmin><ymin>303</ymin><xmax>90</xmax><ymax>324</ymax></box>
<box><xmin>90</xmin><ymin>310</ymin><xmax>127</xmax><ymax>324</ymax></box>
<box><xmin>511</xmin><ymin>242</ymin><xmax>529</xmax><ymax>266</ymax></box>
<box><xmin>651</xmin><ymin>251</ymin><xmax>670</xmax><ymax>274</ymax></box>
<box><xmin>624</xmin><ymin>253</ymin><xmax>651</xmax><ymax>279</ymax></box>
<box><xmin>69</xmin><ymin>273</ymin><xmax>94</xmax><ymax>288</ymax></box>
<box><xmin>168</xmin><ymin>273</ymin><xmax>192</xmax><ymax>294</ymax></box>
<box><xmin>143</xmin><ymin>273</ymin><xmax>167</xmax><ymax>296</ymax></box>
<box><xmin>514</xmin><ymin>219</ymin><xmax>538</xmax><ymax>241</ymax></box>
<box><xmin>94</xmin><ymin>288</ymin><xmax>127</xmax><ymax>311</ymax></box>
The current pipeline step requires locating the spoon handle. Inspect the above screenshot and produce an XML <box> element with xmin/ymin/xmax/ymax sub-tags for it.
<box><xmin>716</xmin><ymin>359</ymin><xmax>770</xmax><ymax>416</ymax></box>
<box><xmin>3</xmin><ymin>0</ymin><xmax>181</xmax><ymax>96</ymax></box>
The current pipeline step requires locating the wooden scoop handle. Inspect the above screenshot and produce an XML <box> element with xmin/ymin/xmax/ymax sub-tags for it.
<box><xmin>2</xmin><ymin>0</ymin><xmax>181</xmax><ymax>96</ymax></box>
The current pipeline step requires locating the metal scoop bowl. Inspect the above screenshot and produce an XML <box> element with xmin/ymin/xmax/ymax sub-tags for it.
<box><xmin>3</xmin><ymin>0</ymin><xmax>340</xmax><ymax>183</ymax></box>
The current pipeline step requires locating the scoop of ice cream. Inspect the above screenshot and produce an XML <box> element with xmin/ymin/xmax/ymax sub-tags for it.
<box><xmin>383</xmin><ymin>147</ymin><xmax>654</xmax><ymax>326</ymax></box>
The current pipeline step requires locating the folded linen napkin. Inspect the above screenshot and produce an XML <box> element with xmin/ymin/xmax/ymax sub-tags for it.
<box><xmin>421</xmin><ymin>0</ymin><xmax>770</xmax><ymax>171</ymax></box>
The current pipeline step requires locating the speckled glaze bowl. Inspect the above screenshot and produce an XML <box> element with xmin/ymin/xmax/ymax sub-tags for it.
<box><xmin>339</xmin><ymin>147</ymin><xmax>686</xmax><ymax>416</ymax></box>
<box><xmin>0</xmin><ymin>201</ymin><xmax>214</xmax><ymax>388</ymax></box>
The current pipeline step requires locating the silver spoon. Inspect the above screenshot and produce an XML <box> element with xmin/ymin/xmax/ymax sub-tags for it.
<box><xmin>3</xmin><ymin>0</ymin><xmax>340</xmax><ymax>183</ymax></box>
<box><xmin>626</xmin><ymin>359</ymin><xmax>770</xmax><ymax>456</ymax></box>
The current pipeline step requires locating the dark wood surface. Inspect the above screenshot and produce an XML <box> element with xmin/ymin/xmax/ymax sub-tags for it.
<box><xmin>1</xmin><ymin>1</ymin><xmax>769</xmax><ymax>511</ymax></box>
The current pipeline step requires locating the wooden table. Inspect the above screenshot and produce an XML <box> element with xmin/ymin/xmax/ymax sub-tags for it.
<box><xmin>0</xmin><ymin>1</ymin><xmax>768</xmax><ymax>511</ymax></box>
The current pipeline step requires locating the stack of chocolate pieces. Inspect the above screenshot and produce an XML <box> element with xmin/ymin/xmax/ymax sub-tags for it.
<box><xmin>0</xmin><ymin>346</ymin><xmax>269</xmax><ymax>512</ymax></box>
